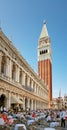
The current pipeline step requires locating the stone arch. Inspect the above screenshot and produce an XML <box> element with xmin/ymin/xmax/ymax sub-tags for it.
<box><xmin>0</xmin><ymin>94</ymin><xmax>6</xmax><ymax>107</ymax></box>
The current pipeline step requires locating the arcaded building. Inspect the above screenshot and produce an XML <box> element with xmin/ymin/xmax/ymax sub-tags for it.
<box><xmin>0</xmin><ymin>27</ymin><xmax>48</xmax><ymax>111</ymax></box>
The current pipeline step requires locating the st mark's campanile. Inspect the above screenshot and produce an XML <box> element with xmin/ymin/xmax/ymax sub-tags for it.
<box><xmin>38</xmin><ymin>21</ymin><xmax>52</xmax><ymax>107</ymax></box>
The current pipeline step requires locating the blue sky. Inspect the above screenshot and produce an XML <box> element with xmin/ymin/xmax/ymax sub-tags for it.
<box><xmin>0</xmin><ymin>0</ymin><xmax>67</xmax><ymax>98</ymax></box>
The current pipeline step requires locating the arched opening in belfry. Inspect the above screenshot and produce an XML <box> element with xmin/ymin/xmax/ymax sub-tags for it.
<box><xmin>0</xmin><ymin>94</ymin><xmax>6</xmax><ymax>107</ymax></box>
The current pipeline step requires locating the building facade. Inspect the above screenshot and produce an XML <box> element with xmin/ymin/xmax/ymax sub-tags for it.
<box><xmin>0</xmin><ymin>28</ymin><xmax>48</xmax><ymax>111</ymax></box>
<box><xmin>38</xmin><ymin>22</ymin><xmax>52</xmax><ymax>107</ymax></box>
<box><xmin>63</xmin><ymin>95</ymin><xmax>67</xmax><ymax>108</ymax></box>
<box><xmin>51</xmin><ymin>96</ymin><xmax>67</xmax><ymax>110</ymax></box>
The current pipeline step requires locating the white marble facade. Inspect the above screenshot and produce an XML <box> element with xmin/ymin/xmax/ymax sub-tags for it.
<box><xmin>0</xmin><ymin>29</ymin><xmax>48</xmax><ymax>111</ymax></box>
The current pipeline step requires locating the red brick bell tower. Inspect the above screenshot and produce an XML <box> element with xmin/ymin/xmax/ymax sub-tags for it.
<box><xmin>38</xmin><ymin>21</ymin><xmax>52</xmax><ymax>107</ymax></box>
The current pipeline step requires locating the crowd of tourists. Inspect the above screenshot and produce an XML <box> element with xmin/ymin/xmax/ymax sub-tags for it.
<box><xmin>0</xmin><ymin>108</ymin><xmax>27</xmax><ymax>129</ymax></box>
<box><xmin>45</xmin><ymin>108</ymin><xmax>67</xmax><ymax>128</ymax></box>
<box><xmin>0</xmin><ymin>106</ymin><xmax>67</xmax><ymax>129</ymax></box>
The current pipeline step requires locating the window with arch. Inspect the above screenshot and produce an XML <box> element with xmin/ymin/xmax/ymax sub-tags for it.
<box><xmin>40</xmin><ymin>49</ymin><xmax>48</xmax><ymax>55</ymax></box>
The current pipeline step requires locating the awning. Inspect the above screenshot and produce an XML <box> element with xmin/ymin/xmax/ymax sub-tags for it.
<box><xmin>11</xmin><ymin>95</ymin><xmax>23</xmax><ymax>104</ymax></box>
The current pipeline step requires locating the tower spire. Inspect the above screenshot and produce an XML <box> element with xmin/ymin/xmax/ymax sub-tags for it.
<box><xmin>39</xmin><ymin>20</ymin><xmax>49</xmax><ymax>39</ymax></box>
<box><xmin>43</xmin><ymin>20</ymin><xmax>46</xmax><ymax>24</ymax></box>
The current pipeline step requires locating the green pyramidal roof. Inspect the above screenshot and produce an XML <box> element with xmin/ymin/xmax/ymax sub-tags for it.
<box><xmin>39</xmin><ymin>21</ymin><xmax>49</xmax><ymax>39</ymax></box>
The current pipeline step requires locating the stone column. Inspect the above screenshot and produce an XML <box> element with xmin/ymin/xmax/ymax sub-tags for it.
<box><xmin>9</xmin><ymin>60</ymin><xmax>13</xmax><ymax>79</ymax></box>
<box><xmin>22</xmin><ymin>72</ymin><xmax>26</xmax><ymax>86</ymax></box>
<box><xmin>31</xmin><ymin>99</ymin><xmax>33</xmax><ymax>110</ymax></box>
<box><xmin>27</xmin><ymin>76</ymin><xmax>30</xmax><ymax>86</ymax></box>
<box><xmin>36</xmin><ymin>85</ymin><xmax>37</xmax><ymax>94</ymax></box>
<box><xmin>38</xmin><ymin>101</ymin><xmax>40</xmax><ymax>109</ymax></box>
<box><xmin>23</xmin><ymin>97</ymin><xmax>25</xmax><ymax>110</ymax></box>
<box><xmin>39</xmin><ymin>101</ymin><xmax>41</xmax><ymax>109</ymax></box>
<box><xmin>43</xmin><ymin>102</ymin><xmax>45</xmax><ymax>109</ymax></box>
<box><xmin>38</xmin><ymin>86</ymin><xmax>39</xmax><ymax>95</ymax></box>
<box><xmin>36</xmin><ymin>101</ymin><xmax>38</xmax><ymax>109</ymax></box>
<box><xmin>26</xmin><ymin>75</ymin><xmax>28</xmax><ymax>86</ymax></box>
<box><xmin>8</xmin><ymin>92</ymin><xmax>11</xmax><ymax>110</ymax></box>
<box><xmin>21</xmin><ymin>71</ymin><xmax>23</xmax><ymax>85</ymax></box>
<box><xmin>5</xmin><ymin>57</ymin><xmax>10</xmax><ymax>77</ymax></box>
<box><xmin>37</xmin><ymin>86</ymin><xmax>38</xmax><ymax>94</ymax></box>
<box><xmin>37</xmin><ymin>100</ymin><xmax>39</xmax><ymax>109</ymax></box>
<box><xmin>17</xmin><ymin>67</ymin><xmax>20</xmax><ymax>82</ymax></box>
<box><xmin>31</xmin><ymin>80</ymin><xmax>33</xmax><ymax>89</ymax></box>
<box><xmin>34</xmin><ymin>83</ymin><xmax>36</xmax><ymax>93</ymax></box>
<box><xmin>39</xmin><ymin>87</ymin><xmax>40</xmax><ymax>96</ymax></box>
<box><xmin>27</xmin><ymin>98</ymin><xmax>30</xmax><ymax>109</ymax></box>
<box><xmin>33</xmin><ymin>100</ymin><xmax>36</xmax><ymax>110</ymax></box>
<box><xmin>0</xmin><ymin>51</ymin><xmax>3</xmax><ymax>74</ymax></box>
<box><xmin>15</xmin><ymin>65</ymin><xmax>20</xmax><ymax>82</ymax></box>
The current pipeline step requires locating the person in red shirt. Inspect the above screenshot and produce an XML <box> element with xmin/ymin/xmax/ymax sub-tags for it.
<box><xmin>32</xmin><ymin>112</ymin><xmax>36</xmax><ymax>118</ymax></box>
<box><xmin>2</xmin><ymin>112</ymin><xmax>7</xmax><ymax>124</ymax></box>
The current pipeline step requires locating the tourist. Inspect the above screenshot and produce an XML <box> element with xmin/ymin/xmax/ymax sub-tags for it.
<box><xmin>2</xmin><ymin>112</ymin><xmax>7</xmax><ymax>124</ymax></box>
<box><xmin>60</xmin><ymin>109</ymin><xmax>66</xmax><ymax>127</ymax></box>
<box><xmin>0</xmin><ymin>113</ymin><xmax>5</xmax><ymax>126</ymax></box>
<box><xmin>46</xmin><ymin>113</ymin><xmax>51</xmax><ymax>123</ymax></box>
<box><xmin>7</xmin><ymin>115</ymin><xmax>13</xmax><ymax>126</ymax></box>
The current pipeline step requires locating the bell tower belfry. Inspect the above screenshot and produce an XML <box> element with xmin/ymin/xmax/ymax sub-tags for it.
<box><xmin>38</xmin><ymin>21</ymin><xmax>52</xmax><ymax>107</ymax></box>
